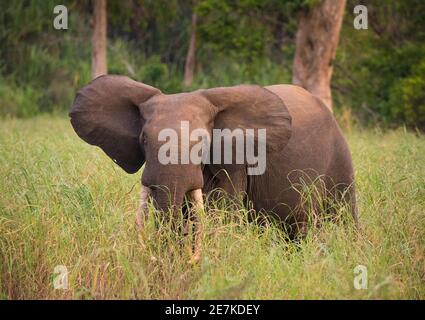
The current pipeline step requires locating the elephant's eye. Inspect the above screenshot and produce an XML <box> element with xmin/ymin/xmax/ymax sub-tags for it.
<box><xmin>140</xmin><ymin>132</ymin><xmax>147</xmax><ymax>145</ymax></box>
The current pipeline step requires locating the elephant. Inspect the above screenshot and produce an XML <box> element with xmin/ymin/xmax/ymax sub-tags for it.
<box><xmin>69</xmin><ymin>75</ymin><xmax>357</xmax><ymax>239</ymax></box>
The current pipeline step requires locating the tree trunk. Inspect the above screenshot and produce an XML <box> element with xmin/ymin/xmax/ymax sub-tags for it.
<box><xmin>292</xmin><ymin>0</ymin><xmax>346</xmax><ymax>110</ymax></box>
<box><xmin>92</xmin><ymin>0</ymin><xmax>107</xmax><ymax>79</ymax></box>
<box><xmin>183</xmin><ymin>12</ymin><xmax>197</xmax><ymax>88</ymax></box>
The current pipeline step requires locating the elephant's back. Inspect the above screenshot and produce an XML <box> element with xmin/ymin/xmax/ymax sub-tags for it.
<box><xmin>265</xmin><ymin>84</ymin><xmax>341</xmax><ymax>162</ymax></box>
<box><xmin>265</xmin><ymin>84</ymin><xmax>333</xmax><ymax>128</ymax></box>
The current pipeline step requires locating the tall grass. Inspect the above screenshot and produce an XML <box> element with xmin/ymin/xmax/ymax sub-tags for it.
<box><xmin>0</xmin><ymin>117</ymin><xmax>424</xmax><ymax>299</ymax></box>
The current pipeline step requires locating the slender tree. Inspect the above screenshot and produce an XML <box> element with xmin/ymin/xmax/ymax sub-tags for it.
<box><xmin>92</xmin><ymin>0</ymin><xmax>107</xmax><ymax>79</ymax></box>
<box><xmin>183</xmin><ymin>10</ymin><xmax>198</xmax><ymax>88</ymax></box>
<box><xmin>292</xmin><ymin>0</ymin><xmax>347</xmax><ymax>110</ymax></box>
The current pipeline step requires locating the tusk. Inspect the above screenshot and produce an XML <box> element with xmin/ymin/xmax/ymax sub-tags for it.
<box><xmin>186</xmin><ymin>188</ymin><xmax>204</xmax><ymax>264</ymax></box>
<box><xmin>187</xmin><ymin>188</ymin><xmax>204</xmax><ymax>210</ymax></box>
<box><xmin>136</xmin><ymin>185</ymin><xmax>152</xmax><ymax>229</ymax></box>
<box><xmin>139</xmin><ymin>185</ymin><xmax>152</xmax><ymax>209</ymax></box>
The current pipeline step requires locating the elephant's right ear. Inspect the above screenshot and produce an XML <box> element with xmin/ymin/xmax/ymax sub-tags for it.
<box><xmin>69</xmin><ymin>75</ymin><xmax>161</xmax><ymax>173</ymax></box>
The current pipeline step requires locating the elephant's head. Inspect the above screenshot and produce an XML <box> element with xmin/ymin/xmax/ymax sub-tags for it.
<box><xmin>69</xmin><ymin>75</ymin><xmax>291</xmax><ymax>213</ymax></box>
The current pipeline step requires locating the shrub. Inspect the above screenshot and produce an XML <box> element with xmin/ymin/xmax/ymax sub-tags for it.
<box><xmin>0</xmin><ymin>80</ymin><xmax>41</xmax><ymax>117</ymax></box>
<box><xmin>389</xmin><ymin>60</ymin><xmax>425</xmax><ymax>130</ymax></box>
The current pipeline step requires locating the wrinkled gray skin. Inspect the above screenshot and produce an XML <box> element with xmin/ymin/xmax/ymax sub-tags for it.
<box><xmin>70</xmin><ymin>75</ymin><xmax>357</xmax><ymax>237</ymax></box>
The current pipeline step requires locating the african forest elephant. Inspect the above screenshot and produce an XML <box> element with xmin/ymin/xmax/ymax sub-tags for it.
<box><xmin>69</xmin><ymin>75</ymin><xmax>357</xmax><ymax>239</ymax></box>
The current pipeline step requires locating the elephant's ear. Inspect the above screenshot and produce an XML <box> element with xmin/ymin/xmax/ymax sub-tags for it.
<box><xmin>69</xmin><ymin>75</ymin><xmax>161</xmax><ymax>173</ymax></box>
<box><xmin>201</xmin><ymin>85</ymin><xmax>291</xmax><ymax>152</ymax></box>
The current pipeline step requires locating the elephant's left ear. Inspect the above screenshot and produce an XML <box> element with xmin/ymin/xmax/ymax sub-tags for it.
<box><xmin>201</xmin><ymin>85</ymin><xmax>292</xmax><ymax>151</ymax></box>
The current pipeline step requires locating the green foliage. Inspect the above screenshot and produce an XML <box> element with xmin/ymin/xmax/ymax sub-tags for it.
<box><xmin>139</xmin><ymin>55</ymin><xmax>170</xmax><ymax>87</ymax></box>
<box><xmin>197</xmin><ymin>0</ymin><xmax>267</xmax><ymax>61</ymax></box>
<box><xmin>196</xmin><ymin>0</ymin><xmax>302</xmax><ymax>63</ymax></box>
<box><xmin>0</xmin><ymin>0</ymin><xmax>424</xmax><ymax>129</ymax></box>
<box><xmin>389</xmin><ymin>60</ymin><xmax>425</xmax><ymax>130</ymax></box>
<box><xmin>334</xmin><ymin>0</ymin><xmax>425</xmax><ymax>130</ymax></box>
<box><xmin>0</xmin><ymin>81</ymin><xmax>40</xmax><ymax>117</ymax></box>
<box><xmin>193</xmin><ymin>56</ymin><xmax>291</xmax><ymax>89</ymax></box>
<box><xmin>0</xmin><ymin>0</ymin><xmax>92</xmax><ymax>117</ymax></box>
<box><xmin>362</xmin><ymin>45</ymin><xmax>425</xmax><ymax>127</ymax></box>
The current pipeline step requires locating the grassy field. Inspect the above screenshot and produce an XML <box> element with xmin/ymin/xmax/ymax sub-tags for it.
<box><xmin>0</xmin><ymin>116</ymin><xmax>424</xmax><ymax>299</ymax></box>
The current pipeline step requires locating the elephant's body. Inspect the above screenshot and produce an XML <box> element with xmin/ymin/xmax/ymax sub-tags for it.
<box><xmin>202</xmin><ymin>84</ymin><xmax>356</xmax><ymax>233</ymax></box>
<box><xmin>70</xmin><ymin>75</ymin><xmax>357</xmax><ymax>238</ymax></box>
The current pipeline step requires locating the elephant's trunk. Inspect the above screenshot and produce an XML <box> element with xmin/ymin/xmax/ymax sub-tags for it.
<box><xmin>136</xmin><ymin>186</ymin><xmax>203</xmax><ymax>263</ymax></box>
<box><xmin>136</xmin><ymin>186</ymin><xmax>204</xmax><ymax>226</ymax></box>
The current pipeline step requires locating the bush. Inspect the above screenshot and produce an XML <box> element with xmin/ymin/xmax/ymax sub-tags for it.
<box><xmin>0</xmin><ymin>80</ymin><xmax>41</xmax><ymax>117</ymax></box>
<box><xmin>389</xmin><ymin>60</ymin><xmax>425</xmax><ymax>130</ymax></box>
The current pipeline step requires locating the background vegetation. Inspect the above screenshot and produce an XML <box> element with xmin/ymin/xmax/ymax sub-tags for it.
<box><xmin>1</xmin><ymin>0</ymin><xmax>424</xmax><ymax>129</ymax></box>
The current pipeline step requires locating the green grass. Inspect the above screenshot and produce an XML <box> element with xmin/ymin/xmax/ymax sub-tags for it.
<box><xmin>0</xmin><ymin>116</ymin><xmax>424</xmax><ymax>299</ymax></box>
